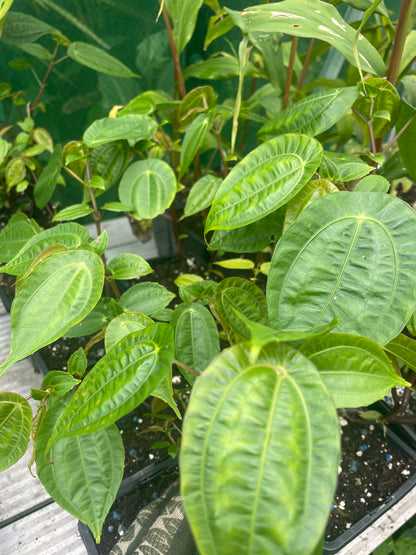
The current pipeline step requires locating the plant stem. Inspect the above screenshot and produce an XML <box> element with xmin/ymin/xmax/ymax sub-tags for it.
<box><xmin>387</xmin><ymin>0</ymin><xmax>416</xmax><ymax>87</ymax></box>
<box><xmin>162</xmin><ymin>4</ymin><xmax>186</xmax><ymax>99</ymax></box>
<box><xmin>28</xmin><ymin>44</ymin><xmax>60</xmax><ymax>116</ymax></box>
<box><xmin>173</xmin><ymin>358</ymin><xmax>200</xmax><ymax>376</ymax></box>
<box><xmin>296</xmin><ymin>38</ymin><xmax>315</xmax><ymax>96</ymax></box>
<box><xmin>282</xmin><ymin>36</ymin><xmax>299</xmax><ymax>110</ymax></box>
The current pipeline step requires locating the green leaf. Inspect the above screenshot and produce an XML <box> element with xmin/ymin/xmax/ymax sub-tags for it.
<box><xmin>107</xmin><ymin>253</ymin><xmax>152</xmax><ymax>280</ymax></box>
<box><xmin>0</xmin><ymin>82</ymin><xmax>11</xmax><ymax>100</ymax></box>
<box><xmin>182</xmin><ymin>175</ymin><xmax>222</xmax><ymax>219</ymax></box>
<box><xmin>179</xmin><ymin>113</ymin><xmax>213</xmax><ymax>179</ymax></box>
<box><xmin>119</xmin><ymin>282</ymin><xmax>175</xmax><ymax>316</ymax></box>
<box><xmin>6</xmin><ymin>157</ymin><xmax>26</xmax><ymax>189</ymax></box>
<box><xmin>183</xmin><ymin>54</ymin><xmax>262</xmax><ymax>81</ymax></box>
<box><xmin>354</xmin><ymin>78</ymin><xmax>400</xmax><ymax>139</ymax></box>
<box><xmin>215</xmin><ymin>277</ymin><xmax>268</xmax><ymax>340</ymax></box>
<box><xmin>170</xmin><ymin>302</ymin><xmax>220</xmax><ymax>384</ymax></box>
<box><xmin>89</xmin><ymin>230</ymin><xmax>108</xmax><ymax>256</ymax></box>
<box><xmin>1</xmin><ymin>250</ymin><xmax>104</xmax><ymax>375</ymax></box>
<box><xmin>0</xmin><ymin>392</ymin><xmax>31</xmax><ymax>471</ymax></box>
<box><xmin>65</xmin><ymin>297</ymin><xmax>123</xmax><ymax>338</ymax></box>
<box><xmin>1</xmin><ymin>11</ymin><xmax>57</xmax><ymax>44</ymax></box>
<box><xmin>179</xmin><ymin>280</ymin><xmax>218</xmax><ymax>303</ymax></box>
<box><xmin>267</xmin><ymin>192</ymin><xmax>416</xmax><ymax>346</ymax></box>
<box><xmin>400</xmin><ymin>30</ymin><xmax>416</xmax><ymax>77</ymax></box>
<box><xmin>209</xmin><ymin>208</ymin><xmax>285</xmax><ymax>253</ymax></box>
<box><xmin>117</xmin><ymin>95</ymin><xmax>154</xmax><ymax>117</ymax></box>
<box><xmin>165</xmin><ymin>0</ymin><xmax>203</xmax><ymax>55</ymax></box>
<box><xmin>397</xmin><ymin>100</ymin><xmax>416</xmax><ymax>183</ymax></box>
<box><xmin>34</xmin><ymin>144</ymin><xmax>62</xmax><ymax>208</ymax></box>
<box><xmin>0</xmin><ymin>0</ymin><xmax>13</xmax><ymax>20</ymax></box>
<box><xmin>227</xmin><ymin>0</ymin><xmax>385</xmax><ymax>76</ymax></box>
<box><xmin>68</xmin><ymin>42</ymin><xmax>138</xmax><ymax>78</ymax></box>
<box><xmin>18</xmin><ymin>42</ymin><xmax>52</xmax><ymax>61</ymax></box>
<box><xmin>104</xmin><ymin>311</ymin><xmax>153</xmax><ymax>352</ymax></box>
<box><xmin>181</xmin><ymin>341</ymin><xmax>340</xmax><ymax>555</ymax></box>
<box><xmin>67</xmin><ymin>347</ymin><xmax>87</xmax><ymax>377</ymax></box>
<box><xmin>300</xmin><ymin>334</ymin><xmax>407</xmax><ymax>408</ymax></box>
<box><xmin>283</xmin><ymin>179</ymin><xmax>338</xmax><ymax>233</ymax></box>
<box><xmin>0</xmin><ymin>212</ymin><xmax>40</xmax><ymax>263</ymax></box>
<box><xmin>178</xmin><ymin>86</ymin><xmax>217</xmax><ymax>129</ymax></box>
<box><xmin>384</xmin><ymin>334</ymin><xmax>416</xmax><ymax>373</ymax></box>
<box><xmin>42</xmin><ymin>371</ymin><xmax>80</xmax><ymax>397</ymax></box>
<box><xmin>0</xmin><ymin>138</ymin><xmax>11</xmax><ymax>164</ymax></box>
<box><xmin>47</xmin><ymin>324</ymin><xmax>174</xmax><ymax>446</ymax></box>
<box><xmin>83</xmin><ymin>115</ymin><xmax>156</xmax><ymax>148</ymax></box>
<box><xmin>258</xmin><ymin>87</ymin><xmax>359</xmax><ymax>141</ymax></box>
<box><xmin>36</xmin><ymin>396</ymin><xmax>124</xmax><ymax>543</ymax></box>
<box><xmin>205</xmin><ymin>134</ymin><xmax>322</xmax><ymax>232</ymax></box>
<box><xmin>118</xmin><ymin>159</ymin><xmax>177</xmax><ymax>219</ymax></box>
<box><xmin>1</xmin><ymin>222</ymin><xmax>90</xmax><ymax>276</ymax></box>
<box><xmin>319</xmin><ymin>152</ymin><xmax>372</xmax><ymax>183</ymax></box>
<box><xmin>215</xmin><ymin>258</ymin><xmax>255</xmax><ymax>270</ymax></box>
<box><xmin>52</xmin><ymin>203</ymin><xmax>94</xmax><ymax>222</ymax></box>
<box><xmin>354</xmin><ymin>174</ymin><xmax>390</xmax><ymax>193</ymax></box>
<box><xmin>89</xmin><ymin>141</ymin><xmax>129</xmax><ymax>192</ymax></box>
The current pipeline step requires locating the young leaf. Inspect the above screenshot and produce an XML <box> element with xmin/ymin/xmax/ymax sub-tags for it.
<box><xmin>300</xmin><ymin>334</ymin><xmax>408</xmax><ymax>408</ymax></box>
<box><xmin>267</xmin><ymin>192</ymin><xmax>416</xmax><ymax>346</ymax></box>
<box><xmin>42</xmin><ymin>371</ymin><xmax>80</xmax><ymax>397</ymax></box>
<box><xmin>181</xmin><ymin>175</ymin><xmax>222</xmax><ymax>219</ymax></box>
<box><xmin>178</xmin><ymin>86</ymin><xmax>217</xmax><ymax>129</ymax></box>
<box><xmin>83</xmin><ymin>115</ymin><xmax>157</xmax><ymax>148</ymax></box>
<box><xmin>181</xmin><ymin>341</ymin><xmax>340</xmax><ymax>555</ymax></box>
<box><xmin>64</xmin><ymin>297</ymin><xmax>123</xmax><ymax>338</ymax></box>
<box><xmin>205</xmin><ymin>134</ymin><xmax>322</xmax><ymax>232</ymax></box>
<box><xmin>107</xmin><ymin>253</ymin><xmax>152</xmax><ymax>280</ymax></box>
<box><xmin>319</xmin><ymin>152</ymin><xmax>372</xmax><ymax>183</ymax></box>
<box><xmin>1</xmin><ymin>250</ymin><xmax>104</xmax><ymax>375</ymax></box>
<box><xmin>34</xmin><ymin>144</ymin><xmax>62</xmax><ymax>208</ymax></box>
<box><xmin>354</xmin><ymin>78</ymin><xmax>400</xmax><ymax>139</ymax></box>
<box><xmin>0</xmin><ymin>212</ymin><xmax>40</xmax><ymax>263</ymax></box>
<box><xmin>258</xmin><ymin>87</ymin><xmax>359</xmax><ymax>141</ymax></box>
<box><xmin>0</xmin><ymin>392</ymin><xmax>32</xmax><ymax>471</ymax></box>
<box><xmin>119</xmin><ymin>282</ymin><xmax>175</xmax><ymax>315</ymax></box>
<box><xmin>118</xmin><ymin>159</ymin><xmax>177</xmax><ymax>220</ymax></box>
<box><xmin>170</xmin><ymin>302</ymin><xmax>220</xmax><ymax>384</ymax></box>
<box><xmin>165</xmin><ymin>0</ymin><xmax>203</xmax><ymax>55</ymax></box>
<box><xmin>179</xmin><ymin>112</ymin><xmax>213</xmax><ymax>179</ymax></box>
<box><xmin>47</xmin><ymin>324</ymin><xmax>174</xmax><ymax>446</ymax></box>
<box><xmin>35</xmin><ymin>396</ymin><xmax>124</xmax><ymax>543</ymax></box>
<box><xmin>52</xmin><ymin>203</ymin><xmax>94</xmax><ymax>222</ymax></box>
<box><xmin>67</xmin><ymin>347</ymin><xmax>87</xmax><ymax>377</ymax></box>
<box><xmin>68</xmin><ymin>42</ymin><xmax>138</xmax><ymax>78</ymax></box>
<box><xmin>89</xmin><ymin>141</ymin><xmax>129</xmax><ymax>191</ymax></box>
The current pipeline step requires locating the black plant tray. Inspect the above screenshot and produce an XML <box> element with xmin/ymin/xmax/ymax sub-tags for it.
<box><xmin>323</xmin><ymin>406</ymin><xmax>416</xmax><ymax>554</ymax></box>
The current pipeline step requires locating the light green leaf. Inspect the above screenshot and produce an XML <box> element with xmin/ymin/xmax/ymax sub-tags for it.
<box><xmin>258</xmin><ymin>87</ymin><xmax>359</xmax><ymax>141</ymax></box>
<box><xmin>267</xmin><ymin>192</ymin><xmax>416</xmax><ymax>346</ymax></box>
<box><xmin>6</xmin><ymin>157</ymin><xmax>26</xmax><ymax>189</ymax></box>
<box><xmin>215</xmin><ymin>277</ymin><xmax>268</xmax><ymax>340</ymax></box>
<box><xmin>181</xmin><ymin>341</ymin><xmax>340</xmax><ymax>555</ymax></box>
<box><xmin>0</xmin><ymin>212</ymin><xmax>40</xmax><ymax>263</ymax></box>
<box><xmin>183</xmin><ymin>54</ymin><xmax>262</xmax><ymax>81</ymax></box>
<box><xmin>36</xmin><ymin>396</ymin><xmax>124</xmax><ymax>543</ymax></box>
<box><xmin>118</xmin><ymin>159</ymin><xmax>177</xmax><ymax>219</ymax></box>
<box><xmin>0</xmin><ymin>0</ymin><xmax>13</xmax><ymax>20</ymax></box>
<box><xmin>215</xmin><ymin>258</ymin><xmax>254</xmax><ymax>270</ymax></box>
<box><xmin>83</xmin><ymin>115</ymin><xmax>156</xmax><ymax>148</ymax></box>
<box><xmin>319</xmin><ymin>152</ymin><xmax>372</xmax><ymax>183</ymax></box>
<box><xmin>104</xmin><ymin>311</ymin><xmax>153</xmax><ymax>352</ymax></box>
<box><xmin>47</xmin><ymin>324</ymin><xmax>174</xmax><ymax>446</ymax></box>
<box><xmin>354</xmin><ymin>174</ymin><xmax>390</xmax><ymax>193</ymax></box>
<box><xmin>42</xmin><ymin>371</ymin><xmax>80</xmax><ymax>397</ymax></box>
<box><xmin>68</xmin><ymin>42</ymin><xmax>138</xmax><ymax>78</ymax></box>
<box><xmin>1</xmin><ymin>11</ymin><xmax>57</xmax><ymax>44</ymax></box>
<box><xmin>119</xmin><ymin>282</ymin><xmax>175</xmax><ymax>315</ymax></box>
<box><xmin>170</xmin><ymin>302</ymin><xmax>220</xmax><ymax>384</ymax></box>
<box><xmin>0</xmin><ymin>138</ymin><xmax>11</xmax><ymax>164</ymax></box>
<box><xmin>1</xmin><ymin>250</ymin><xmax>104</xmax><ymax>375</ymax></box>
<box><xmin>384</xmin><ymin>334</ymin><xmax>416</xmax><ymax>373</ymax></box>
<box><xmin>179</xmin><ymin>113</ymin><xmax>213</xmax><ymax>179</ymax></box>
<box><xmin>18</xmin><ymin>42</ymin><xmax>52</xmax><ymax>60</ymax></box>
<box><xmin>397</xmin><ymin>100</ymin><xmax>416</xmax><ymax>183</ymax></box>
<box><xmin>107</xmin><ymin>253</ymin><xmax>152</xmax><ymax>280</ymax></box>
<box><xmin>88</xmin><ymin>230</ymin><xmax>108</xmax><ymax>256</ymax></box>
<box><xmin>178</xmin><ymin>86</ymin><xmax>217</xmax><ymax>129</ymax></box>
<box><xmin>52</xmin><ymin>203</ymin><xmax>94</xmax><ymax>222</ymax></box>
<box><xmin>34</xmin><ymin>144</ymin><xmax>62</xmax><ymax>208</ymax></box>
<box><xmin>227</xmin><ymin>0</ymin><xmax>385</xmax><ymax>76</ymax></box>
<box><xmin>354</xmin><ymin>78</ymin><xmax>400</xmax><ymax>139</ymax></box>
<box><xmin>1</xmin><ymin>222</ymin><xmax>90</xmax><ymax>276</ymax></box>
<box><xmin>0</xmin><ymin>392</ymin><xmax>31</xmax><ymax>471</ymax></box>
<box><xmin>300</xmin><ymin>334</ymin><xmax>407</xmax><ymax>408</ymax></box>
<box><xmin>65</xmin><ymin>297</ymin><xmax>123</xmax><ymax>338</ymax></box>
<box><xmin>165</xmin><ymin>0</ymin><xmax>203</xmax><ymax>55</ymax></box>
<box><xmin>182</xmin><ymin>175</ymin><xmax>222</xmax><ymax>220</ymax></box>
<box><xmin>179</xmin><ymin>280</ymin><xmax>218</xmax><ymax>303</ymax></box>
<box><xmin>67</xmin><ymin>347</ymin><xmax>87</xmax><ymax>377</ymax></box>
<box><xmin>205</xmin><ymin>134</ymin><xmax>322</xmax><ymax>232</ymax></box>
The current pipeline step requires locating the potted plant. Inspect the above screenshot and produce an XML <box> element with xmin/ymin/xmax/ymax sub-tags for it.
<box><xmin>2</xmin><ymin>1</ymin><xmax>416</xmax><ymax>554</ymax></box>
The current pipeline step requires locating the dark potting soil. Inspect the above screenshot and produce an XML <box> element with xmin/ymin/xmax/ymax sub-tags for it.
<box><xmin>325</xmin><ymin>415</ymin><xmax>416</xmax><ymax>542</ymax></box>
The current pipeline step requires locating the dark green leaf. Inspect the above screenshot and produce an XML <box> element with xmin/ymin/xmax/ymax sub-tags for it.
<box><xmin>34</xmin><ymin>144</ymin><xmax>62</xmax><ymax>208</ymax></box>
<box><xmin>68</xmin><ymin>42</ymin><xmax>138</xmax><ymax>78</ymax></box>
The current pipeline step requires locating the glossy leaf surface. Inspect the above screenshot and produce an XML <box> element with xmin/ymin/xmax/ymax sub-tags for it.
<box><xmin>227</xmin><ymin>0</ymin><xmax>385</xmax><ymax>76</ymax></box>
<box><xmin>267</xmin><ymin>192</ymin><xmax>416</xmax><ymax>345</ymax></box>
<box><xmin>119</xmin><ymin>282</ymin><xmax>175</xmax><ymax>316</ymax></box>
<box><xmin>83</xmin><ymin>115</ymin><xmax>156</xmax><ymax>148</ymax></box>
<box><xmin>47</xmin><ymin>324</ymin><xmax>174</xmax><ymax>446</ymax></box>
<box><xmin>0</xmin><ymin>392</ymin><xmax>31</xmax><ymax>471</ymax></box>
<box><xmin>205</xmin><ymin>134</ymin><xmax>322</xmax><ymax>231</ymax></box>
<box><xmin>68</xmin><ymin>42</ymin><xmax>138</xmax><ymax>78</ymax></box>
<box><xmin>104</xmin><ymin>311</ymin><xmax>153</xmax><ymax>352</ymax></box>
<box><xmin>258</xmin><ymin>87</ymin><xmax>359</xmax><ymax>141</ymax></box>
<box><xmin>300</xmin><ymin>334</ymin><xmax>407</xmax><ymax>408</ymax></box>
<box><xmin>36</xmin><ymin>396</ymin><xmax>124</xmax><ymax>542</ymax></box>
<box><xmin>354</xmin><ymin>175</ymin><xmax>390</xmax><ymax>193</ymax></box>
<box><xmin>354</xmin><ymin>78</ymin><xmax>400</xmax><ymax>138</ymax></box>
<box><xmin>181</xmin><ymin>341</ymin><xmax>340</xmax><ymax>555</ymax></box>
<box><xmin>1</xmin><ymin>250</ymin><xmax>104</xmax><ymax>374</ymax></box>
<box><xmin>42</xmin><ymin>371</ymin><xmax>80</xmax><ymax>397</ymax></box>
<box><xmin>182</xmin><ymin>175</ymin><xmax>222</xmax><ymax>219</ymax></box>
<box><xmin>179</xmin><ymin>113</ymin><xmax>213</xmax><ymax>179</ymax></box>
<box><xmin>118</xmin><ymin>159</ymin><xmax>177</xmax><ymax>219</ymax></box>
<box><xmin>384</xmin><ymin>334</ymin><xmax>416</xmax><ymax>373</ymax></box>
<box><xmin>319</xmin><ymin>152</ymin><xmax>372</xmax><ymax>183</ymax></box>
<box><xmin>0</xmin><ymin>213</ymin><xmax>40</xmax><ymax>263</ymax></box>
<box><xmin>107</xmin><ymin>253</ymin><xmax>152</xmax><ymax>280</ymax></box>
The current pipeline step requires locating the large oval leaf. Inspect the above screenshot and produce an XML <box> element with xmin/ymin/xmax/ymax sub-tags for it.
<box><xmin>1</xmin><ymin>222</ymin><xmax>90</xmax><ymax>275</ymax></box>
<box><xmin>0</xmin><ymin>212</ymin><xmax>40</xmax><ymax>263</ymax></box>
<box><xmin>47</xmin><ymin>323</ymin><xmax>174</xmax><ymax>448</ymax></box>
<box><xmin>181</xmin><ymin>341</ymin><xmax>340</xmax><ymax>555</ymax></box>
<box><xmin>118</xmin><ymin>159</ymin><xmax>177</xmax><ymax>219</ymax></box>
<box><xmin>36</xmin><ymin>396</ymin><xmax>124</xmax><ymax>543</ymax></box>
<box><xmin>300</xmin><ymin>334</ymin><xmax>408</xmax><ymax>408</ymax></box>
<box><xmin>1</xmin><ymin>12</ymin><xmax>57</xmax><ymax>45</ymax></box>
<box><xmin>1</xmin><ymin>250</ymin><xmax>104</xmax><ymax>375</ymax></box>
<box><xmin>83</xmin><ymin>115</ymin><xmax>157</xmax><ymax>148</ymax></box>
<box><xmin>258</xmin><ymin>87</ymin><xmax>359</xmax><ymax>141</ymax></box>
<box><xmin>267</xmin><ymin>192</ymin><xmax>416</xmax><ymax>345</ymax></box>
<box><xmin>68</xmin><ymin>42</ymin><xmax>138</xmax><ymax>78</ymax></box>
<box><xmin>170</xmin><ymin>302</ymin><xmax>220</xmax><ymax>384</ymax></box>
<box><xmin>0</xmin><ymin>392</ymin><xmax>32</xmax><ymax>471</ymax></box>
<box><xmin>205</xmin><ymin>134</ymin><xmax>322</xmax><ymax>232</ymax></box>
<box><xmin>227</xmin><ymin>0</ymin><xmax>385</xmax><ymax>76</ymax></box>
